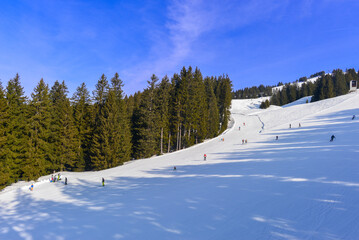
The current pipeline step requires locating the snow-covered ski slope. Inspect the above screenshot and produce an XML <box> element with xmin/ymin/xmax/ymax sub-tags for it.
<box><xmin>1</xmin><ymin>91</ymin><xmax>359</xmax><ymax>240</ymax></box>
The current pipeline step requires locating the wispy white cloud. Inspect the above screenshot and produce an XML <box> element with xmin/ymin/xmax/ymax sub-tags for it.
<box><xmin>121</xmin><ymin>0</ymin><xmax>289</xmax><ymax>94</ymax></box>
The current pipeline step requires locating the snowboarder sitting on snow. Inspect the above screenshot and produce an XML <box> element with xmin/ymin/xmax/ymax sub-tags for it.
<box><xmin>102</xmin><ymin>177</ymin><xmax>105</xmax><ymax>187</ymax></box>
<box><xmin>330</xmin><ymin>135</ymin><xmax>336</xmax><ymax>142</ymax></box>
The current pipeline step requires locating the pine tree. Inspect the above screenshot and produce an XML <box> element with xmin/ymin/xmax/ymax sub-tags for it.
<box><xmin>72</xmin><ymin>83</ymin><xmax>93</xmax><ymax>170</ymax></box>
<box><xmin>50</xmin><ymin>81</ymin><xmax>79</xmax><ymax>171</ymax></box>
<box><xmin>107</xmin><ymin>73</ymin><xmax>132</xmax><ymax>166</ymax></box>
<box><xmin>169</xmin><ymin>73</ymin><xmax>183</xmax><ymax>151</ymax></box>
<box><xmin>204</xmin><ymin>77</ymin><xmax>219</xmax><ymax>138</ymax></box>
<box><xmin>25</xmin><ymin>78</ymin><xmax>52</xmax><ymax>180</ymax></box>
<box><xmin>300</xmin><ymin>83</ymin><xmax>308</xmax><ymax>98</ymax></box>
<box><xmin>217</xmin><ymin>75</ymin><xmax>232</xmax><ymax>132</ymax></box>
<box><xmin>324</xmin><ymin>75</ymin><xmax>335</xmax><ymax>99</ymax></box>
<box><xmin>90</xmin><ymin>74</ymin><xmax>110</xmax><ymax>170</ymax></box>
<box><xmin>312</xmin><ymin>76</ymin><xmax>326</xmax><ymax>102</ymax></box>
<box><xmin>157</xmin><ymin>75</ymin><xmax>171</xmax><ymax>154</ymax></box>
<box><xmin>307</xmin><ymin>82</ymin><xmax>315</xmax><ymax>96</ymax></box>
<box><xmin>0</xmin><ymin>82</ymin><xmax>10</xmax><ymax>187</ymax></box>
<box><xmin>333</xmin><ymin>69</ymin><xmax>347</xmax><ymax>96</ymax></box>
<box><xmin>194</xmin><ymin>67</ymin><xmax>208</xmax><ymax>142</ymax></box>
<box><xmin>279</xmin><ymin>88</ymin><xmax>288</xmax><ymax>105</ymax></box>
<box><xmin>132</xmin><ymin>74</ymin><xmax>159</xmax><ymax>158</ymax></box>
<box><xmin>5</xmin><ymin>74</ymin><xmax>28</xmax><ymax>182</ymax></box>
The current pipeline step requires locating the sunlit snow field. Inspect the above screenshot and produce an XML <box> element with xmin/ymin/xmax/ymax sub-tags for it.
<box><xmin>1</xmin><ymin>91</ymin><xmax>359</xmax><ymax>240</ymax></box>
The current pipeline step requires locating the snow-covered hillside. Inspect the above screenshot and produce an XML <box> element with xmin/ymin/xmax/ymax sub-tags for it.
<box><xmin>1</xmin><ymin>91</ymin><xmax>359</xmax><ymax>240</ymax></box>
<box><xmin>272</xmin><ymin>76</ymin><xmax>321</xmax><ymax>93</ymax></box>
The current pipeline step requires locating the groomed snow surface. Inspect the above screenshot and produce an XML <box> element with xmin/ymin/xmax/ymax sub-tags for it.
<box><xmin>1</xmin><ymin>91</ymin><xmax>359</xmax><ymax>240</ymax></box>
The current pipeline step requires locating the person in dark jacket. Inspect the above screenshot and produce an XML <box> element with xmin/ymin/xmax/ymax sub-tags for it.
<box><xmin>330</xmin><ymin>135</ymin><xmax>336</xmax><ymax>142</ymax></box>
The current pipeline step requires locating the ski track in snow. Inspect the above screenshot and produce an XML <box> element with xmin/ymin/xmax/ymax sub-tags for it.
<box><xmin>1</xmin><ymin>91</ymin><xmax>359</xmax><ymax>240</ymax></box>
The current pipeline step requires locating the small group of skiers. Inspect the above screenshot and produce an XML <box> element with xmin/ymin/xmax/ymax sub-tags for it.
<box><xmin>50</xmin><ymin>174</ymin><xmax>62</xmax><ymax>183</ymax></box>
<box><xmin>242</xmin><ymin>139</ymin><xmax>248</xmax><ymax>144</ymax></box>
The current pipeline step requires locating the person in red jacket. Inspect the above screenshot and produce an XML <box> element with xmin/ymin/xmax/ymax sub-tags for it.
<box><xmin>204</xmin><ymin>154</ymin><xmax>207</xmax><ymax>161</ymax></box>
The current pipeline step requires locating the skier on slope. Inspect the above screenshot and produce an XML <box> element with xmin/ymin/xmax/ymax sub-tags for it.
<box><xmin>102</xmin><ymin>177</ymin><xmax>105</xmax><ymax>187</ymax></box>
<box><xmin>352</xmin><ymin>115</ymin><xmax>356</xmax><ymax>120</ymax></box>
<box><xmin>204</xmin><ymin>154</ymin><xmax>207</xmax><ymax>161</ymax></box>
<box><xmin>29</xmin><ymin>183</ymin><xmax>34</xmax><ymax>191</ymax></box>
<box><xmin>65</xmin><ymin>177</ymin><xmax>68</xmax><ymax>185</ymax></box>
<box><xmin>330</xmin><ymin>135</ymin><xmax>336</xmax><ymax>142</ymax></box>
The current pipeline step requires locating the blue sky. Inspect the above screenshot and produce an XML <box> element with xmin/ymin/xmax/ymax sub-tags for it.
<box><xmin>0</xmin><ymin>0</ymin><xmax>358</xmax><ymax>97</ymax></box>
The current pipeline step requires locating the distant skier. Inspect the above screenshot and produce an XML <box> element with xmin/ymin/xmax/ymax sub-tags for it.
<box><xmin>173</xmin><ymin>166</ymin><xmax>177</xmax><ymax>171</ymax></box>
<box><xmin>275</xmin><ymin>136</ymin><xmax>278</xmax><ymax>140</ymax></box>
<box><xmin>102</xmin><ymin>177</ymin><xmax>105</xmax><ymax>187</ymax></box>
<box><xmin>330</xmin><ymin>135</ymin><xmax>336</xmax><ymax>142</ymax></box>
<box><xmin>289</xmin><ymin>124</ymin><xmax>291</xmax><ymax>128</ymax></box>
<box><xmin>243</xmin><ymin>123</ymin><xmax>245</xmax><ymax>126</ymax></box>
<box><xmin>29</xmin><ymin>183</ymin><xmax>34</xmax><ymax>191</ymax></box>
<box><xmin>65</xmin><ymin>177</ymin><xmax>67</xmax><ymax>185</ymax></box>
<box><xmin>299</xmin><ymin>123</ymin><xmax>301</xmax><ymax>128</ymax></box>
<box><xmin>204</xmin><ymin>154</ymin><xmax>207</xmax><ymax>161</ymax></box>
<box><xmin>352</xmin><ymin>115</ymin><xmax>356</xmax><ymax>120</ymax></box>
<box><xmin>58</xmin><ymin>174</ymin><xmax>61</xmax><ymax>181</ymax></box>
<box><xmin>238</xmin><ymin>126</ymin><xmax>241</xmax><ymax>131</ymax></box>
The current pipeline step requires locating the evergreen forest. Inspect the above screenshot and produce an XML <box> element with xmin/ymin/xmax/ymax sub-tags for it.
<box><xmin>255</xmin><ymin>68</ymin><xmax>358</xmax><ymax>108</ymax></box>
<box><xmin>0</xmin><ymin>66</ymin><xmax>232</xmax><ymax>190</ymax></box>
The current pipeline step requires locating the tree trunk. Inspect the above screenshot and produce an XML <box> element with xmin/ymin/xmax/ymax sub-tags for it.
<box><xmin>160</xmin><ymin>127</ymin><xmax>163</xmax><ymax>154</ymax></box>
<box><xmin>168</xmin><ymin>132</ymin><xmax>171</xmax><ymax>153</ymax></box>
<box><xmin>188</xmin><ymin>127</ymin><xmax>191</xmax><ymax>142</ymax></box>
<box><xmin>179</xmin><ymin>125</ymin><xmax>182</xmax><ymax>150</ymax></box>
<box><xmin>176</xmin><ymin>123</ymin><xmax>180</xmax><ymax>151</ymax></box>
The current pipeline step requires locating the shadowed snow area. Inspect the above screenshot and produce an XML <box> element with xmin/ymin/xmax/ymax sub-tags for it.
<box><xmin>1</xmin><ymin>91</ymin><xmax>359</xmax><ymax>239</ymax></box>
